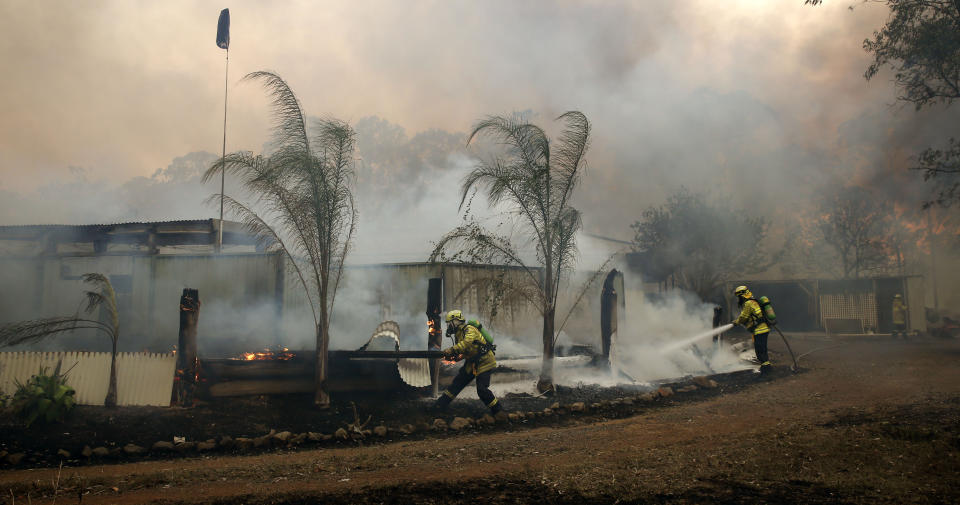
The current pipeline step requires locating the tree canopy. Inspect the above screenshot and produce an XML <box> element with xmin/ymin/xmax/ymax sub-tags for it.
<box><xmin>630</xmin><ymin>188</ymin><xmax>768</xmax><ymax>303</ymax></box>
<box><xmin>810</xmin><ymin>0</ymin><xmax>960</xmax><ymax>207</ymax></box>
<box><xmin>817</xmin><ymin>186</ymin><xmax>893</xmax><ymax>278</ymax></box>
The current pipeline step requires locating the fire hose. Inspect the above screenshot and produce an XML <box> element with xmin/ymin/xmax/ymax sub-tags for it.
<box><xmin>772</xmin><ymin>326</ymin><xmax>799</xmax><ymax>372</ymax></box>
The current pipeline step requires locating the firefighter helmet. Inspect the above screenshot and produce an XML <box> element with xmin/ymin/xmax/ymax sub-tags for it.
<box><xmin>445</xmin><ymin>309</ymin><xmax>464</xmax><ymax>323</ymax></box>
<box><xmin>734</xmin><ymin>285</ymin><xmax>749</xmax><ymax>297</ymax></box>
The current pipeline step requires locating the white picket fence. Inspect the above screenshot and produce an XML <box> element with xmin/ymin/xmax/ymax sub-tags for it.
<box><xmin>0</xmin><ymin>352</ymin><xmax>176</xmax><ymax>406</ymax></box>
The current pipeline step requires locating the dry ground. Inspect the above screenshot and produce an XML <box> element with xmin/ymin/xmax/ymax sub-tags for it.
<box><xmin>1</xmin><ymin>335</ymin><xmax>959</xmax><ymax>504</ymax></box>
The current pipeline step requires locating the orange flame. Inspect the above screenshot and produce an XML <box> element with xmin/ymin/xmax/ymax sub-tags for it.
<box><xmin>237</xmin><ymin>347</ymin><xmax>294</xmax><ymax>361</ymax></box>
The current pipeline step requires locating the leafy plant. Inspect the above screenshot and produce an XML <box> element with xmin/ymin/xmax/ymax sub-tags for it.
<box><xmin>12</xmin><ymin>366</ymin><xmax>76</xmax><ymax>427</ymax></box>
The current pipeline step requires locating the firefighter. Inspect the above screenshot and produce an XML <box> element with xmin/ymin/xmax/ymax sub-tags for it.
<box><xmin>892</xmin><ymin>294</ymin><xmax>908</xmax><ymax>339</ymax></box>
<box><xmin>434</xmin><ymin>309</ymin><xmax>502</xmax><ymax>415</ymax></box>
<box><xmin>731</xmin><ymin>285</ymin><xmax>772</xmax><ymax>376</ymax></box>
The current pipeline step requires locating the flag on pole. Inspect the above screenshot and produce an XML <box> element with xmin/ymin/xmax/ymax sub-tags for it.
<box><xmin>216</xmin><ymin>9</ymin><xmax>230</xmax><ymax>50</ymax></box>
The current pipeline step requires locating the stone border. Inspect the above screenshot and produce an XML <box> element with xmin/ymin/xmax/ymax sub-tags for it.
<box><xmin>1</xmin><ymin>372</ymin><xmax>740</xmax><ymax>468</ymax></box>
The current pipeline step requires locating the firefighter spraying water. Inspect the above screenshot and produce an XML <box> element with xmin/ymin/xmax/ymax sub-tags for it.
<box><xmin>730</xmin><ymin>285</ymin><xmax>798</xmax><ymax>374</ymax></box>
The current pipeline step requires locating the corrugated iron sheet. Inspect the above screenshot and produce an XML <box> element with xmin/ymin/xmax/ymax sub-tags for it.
<box><xmin>397</xmin><ymin>358</ymin><xmax>431</xmax><ymax>387</ymax></box>
<box><xmin>0</xmin><ymin>352</ymin><xmax>175</xmax><ymax>406</ymax></box>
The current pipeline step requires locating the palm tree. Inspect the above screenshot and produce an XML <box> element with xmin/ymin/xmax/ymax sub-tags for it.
<box><xmin>430</xmin><ymin>111</ymin><xmax>591</xmax><ymax>393</ymax></box>
<box><xmin>0</xmin><ymin>273</ymin><xmax>121</xmax><ymax>407</ymax></box>
<box><xmin>202</xmin><ymin>71</ymin><xmax>357</xmax><ymax>407</ymax></box>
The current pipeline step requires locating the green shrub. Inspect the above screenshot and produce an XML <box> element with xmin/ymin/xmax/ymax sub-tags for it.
<box><xmin>12</xmin><ymin>367</ymin><xmax>76</xmax><ymax>427</ymax></box>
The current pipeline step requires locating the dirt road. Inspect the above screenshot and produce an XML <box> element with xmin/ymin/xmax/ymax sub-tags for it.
<box><xmin>2</xmin><ymin>336</ymin><xmax>959</xmax><ymax>504</ymax></box>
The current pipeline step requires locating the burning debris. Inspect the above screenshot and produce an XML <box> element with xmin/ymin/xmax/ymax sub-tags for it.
<box><xmin>237</xmin><ymin>347</ymin><xmax>295</xmax><ymax>361</ymax></box>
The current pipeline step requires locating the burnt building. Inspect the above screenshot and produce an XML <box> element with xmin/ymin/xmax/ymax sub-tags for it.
<box><xmin>0</xmin><ymin>220</ymin><xmax>549</xmax><ymax>355</ymax></box>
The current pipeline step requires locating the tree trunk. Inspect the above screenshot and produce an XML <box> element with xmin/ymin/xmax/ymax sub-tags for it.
<box><xmin>314</xmin><ymin>318</ymin><xmax>330</xmax><ymax>407</ymax></box>
<box><xmin>600</xmin><ymin>270</ymin><xmax>619</xmax><ymax>369</ymax></box>
<box><xmin>173</xmin><ymin>288</ymin><xmax>200</xmax><ymax>406</ymax></box>
<box><xmin>104</xmin><ymin>339</ymin><xmax>118</xmax><ymax>408</ymax></box>
<box><xmin>426</xmin><ymin>278</ymin><xmax>443</xmax><ymax>397</ymax></box>
<box><xmin>537</xmin><ymin>305</ymin><xmax>556</xmax><ymax>394</ymax></box>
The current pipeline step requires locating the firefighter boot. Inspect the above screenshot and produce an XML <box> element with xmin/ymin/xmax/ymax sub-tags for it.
<box><xmin>433</xmin><ymin>392</ymin><xmax>453</xmax><ymax>412</ymax></box>
<box><xmin>760</xmin><ymin>362</ymin><xmax>772</xmax><ymax>377</ymax></box>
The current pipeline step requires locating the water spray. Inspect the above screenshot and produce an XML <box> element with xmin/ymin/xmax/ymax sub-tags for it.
<box><xmin>657</xmin><ymin>324</ymin><xmax>734</xmax><ymax>355</ymax></box>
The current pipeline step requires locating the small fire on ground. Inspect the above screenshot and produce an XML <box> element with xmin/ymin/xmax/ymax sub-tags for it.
<box><xmin>236</xmin><ymin>347</ymin><xmax>295</xmax><ymax>361</ymax></box>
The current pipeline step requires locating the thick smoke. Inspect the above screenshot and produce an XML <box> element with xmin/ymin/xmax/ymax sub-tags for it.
<box><xmin>612</xmin><ymin>289</ymin><xmax>747</xmax><ymax>384</ymax></box>
<box><xmin>2</xmin><ymin>2</ymin><xmax>959</xmax><ymax>358</ymax></box>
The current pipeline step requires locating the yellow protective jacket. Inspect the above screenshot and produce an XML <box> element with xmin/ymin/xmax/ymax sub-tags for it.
<box><xmin>444</xmin><ymin>324</ymin><xmax>496</xmax><ymax>375</ymax></box>
<box><xmin>735</xmin><ymin>296</ymin><xmax>770</xmax><ymax>336</ymax></box>
<box><xmin>892</xmin><ymin>299</ymin><xmax>907</xmax><ymax>325</ymax></box>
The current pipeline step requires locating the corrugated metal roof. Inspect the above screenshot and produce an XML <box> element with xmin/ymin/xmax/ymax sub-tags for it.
<box><xmin>0</xmin><ymin>219</ymin><xmax>224</xmax><ymax>231</ymax></box>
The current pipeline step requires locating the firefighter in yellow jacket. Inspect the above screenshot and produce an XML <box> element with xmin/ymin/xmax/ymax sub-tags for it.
<box><xmin>731</xmin><ymin>285</ymin><xmax>772</xmax><ymax>376</ymax></box>
<box><xmin>892</xmin><ymin>294</ymin><xmax>908</xmax><ymax>339</ymax></box>
<box><xmin>433</xmin><ymin>309</ymin><xmax>501</xmax><ymax>414</ymax></box>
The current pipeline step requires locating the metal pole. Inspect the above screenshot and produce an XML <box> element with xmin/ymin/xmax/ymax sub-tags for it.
<box><xmin>218</xmin><ymin>48</ymin><xmax>229</xmax><ymax>253</ymax></box>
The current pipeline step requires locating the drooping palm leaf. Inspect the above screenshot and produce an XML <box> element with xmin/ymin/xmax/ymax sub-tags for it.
<box><xmin>0</xmin><ymin>317</ymin><xmax>104</xmax><ymax>348</ymax></box>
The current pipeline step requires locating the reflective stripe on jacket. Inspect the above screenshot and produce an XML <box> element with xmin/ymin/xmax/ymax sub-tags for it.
<box><xmin>446</xmin><ymin>325</ymin><xmax>496</xmax><ymax>375</ymax></box>
<box><xmin>735</xmin><ymin>299</ymin><xmax>769</xmax><ymax>336</ymax></box>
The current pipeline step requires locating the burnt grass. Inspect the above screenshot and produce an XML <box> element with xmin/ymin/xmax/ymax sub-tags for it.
<box><xmin>0</xmin><ymin>365</ymin><xmax>777</xmax><ymax>470</ymax></box>
<box><xmin>157</xmin><ymin>395</ymin><xmax>960</xmax><ymax>505</ymax></box>
<box><xmin>195</xmin><ymin>478</ymin><xmax>908</xmax><ymax>505</ymax></box>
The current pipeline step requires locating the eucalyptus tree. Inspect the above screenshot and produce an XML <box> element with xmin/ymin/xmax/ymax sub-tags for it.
<box><xmin>630</xmin><ymin>188</ymin><xmax>769</xmax><ymax>303</ymax></box>
<box><xmin>430</xmin><ymin>111</ymin><xmax>591</xmax><ymax>393</ymax></box>
<box><xmin>818</xmin><ymin>186</ymin><xmax>893</xmax><ymax>278</ymax></box>
<box><xmin>0</xmin><ymin>273</ymin><xmax>121</xmax><ymax>407</ymax></box>
<box><xmin>203</xmin><ymin>71</ymin><xmax>357</xmax><ymax>407</ymax></box>
<box><xmin>808</xmin><ymin>0</ymin><xmax>960</xmax><ymax>206</ymax></box>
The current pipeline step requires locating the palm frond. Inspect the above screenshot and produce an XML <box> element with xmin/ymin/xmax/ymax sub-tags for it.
<box><xmin>81</xmin><ymin>273</ymin><xmax>118</xmax><ymax>333</ymax></box>
<box><xmin>208</xmin><ymin>193</ymin><xmax>320</xmax><ymax>327</ymax></box>
<box><xmin>0</xmin><ymin>317</ymin><xmax>111</xmax><ymax>348</ymax></box>
<box><xmin>243</xmin><ymin>71</ymin><xmax>310</xmax><ymax>154</ymax></box>
<box><xmin>551</xmin><ymin>111</ymin><xmax>590</xmax><ymax>213</ymax></box>
<box><xmin>452</xmin><ymin>273</ymin><xmax>544</xmax><ymax>319</ymax></box>
<box><xmin>429</xmin><ymin>220</ymin><xmax>544</xmax><ymax>294</ymax></box>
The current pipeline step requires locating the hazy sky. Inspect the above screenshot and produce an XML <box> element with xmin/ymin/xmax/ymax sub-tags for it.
<box><xmin>0</xmin><ymin>0</ymin><xmax>954</xmax><ymax>261</ymax></box>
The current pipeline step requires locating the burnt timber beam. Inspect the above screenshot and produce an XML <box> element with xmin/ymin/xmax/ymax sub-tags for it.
<box><xmin>341</xmin><ymin>350</ymin><xmax>446</xmax><ymax>359</ymax></box>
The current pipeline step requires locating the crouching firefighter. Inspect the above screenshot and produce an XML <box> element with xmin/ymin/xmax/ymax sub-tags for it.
<box><xmin>731</xmin><ymin>285</ymin><xmax>772</xmax><ymax>376</ymax></box>
<box><xmin>434</xmin><ymin>310</ymin><xmax>502</xmax><ymax>415</ymax></box>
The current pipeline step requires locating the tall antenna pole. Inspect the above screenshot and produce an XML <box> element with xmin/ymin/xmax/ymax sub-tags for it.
<box><xmin>215</xmin><ymin>8</ymin><xmax>231</xmax><ymax>253</ymax></box>
<box><xmin>218</xmin><ymin>47</ymin><xmax>228</xmax><ymax>253</ymax></box>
